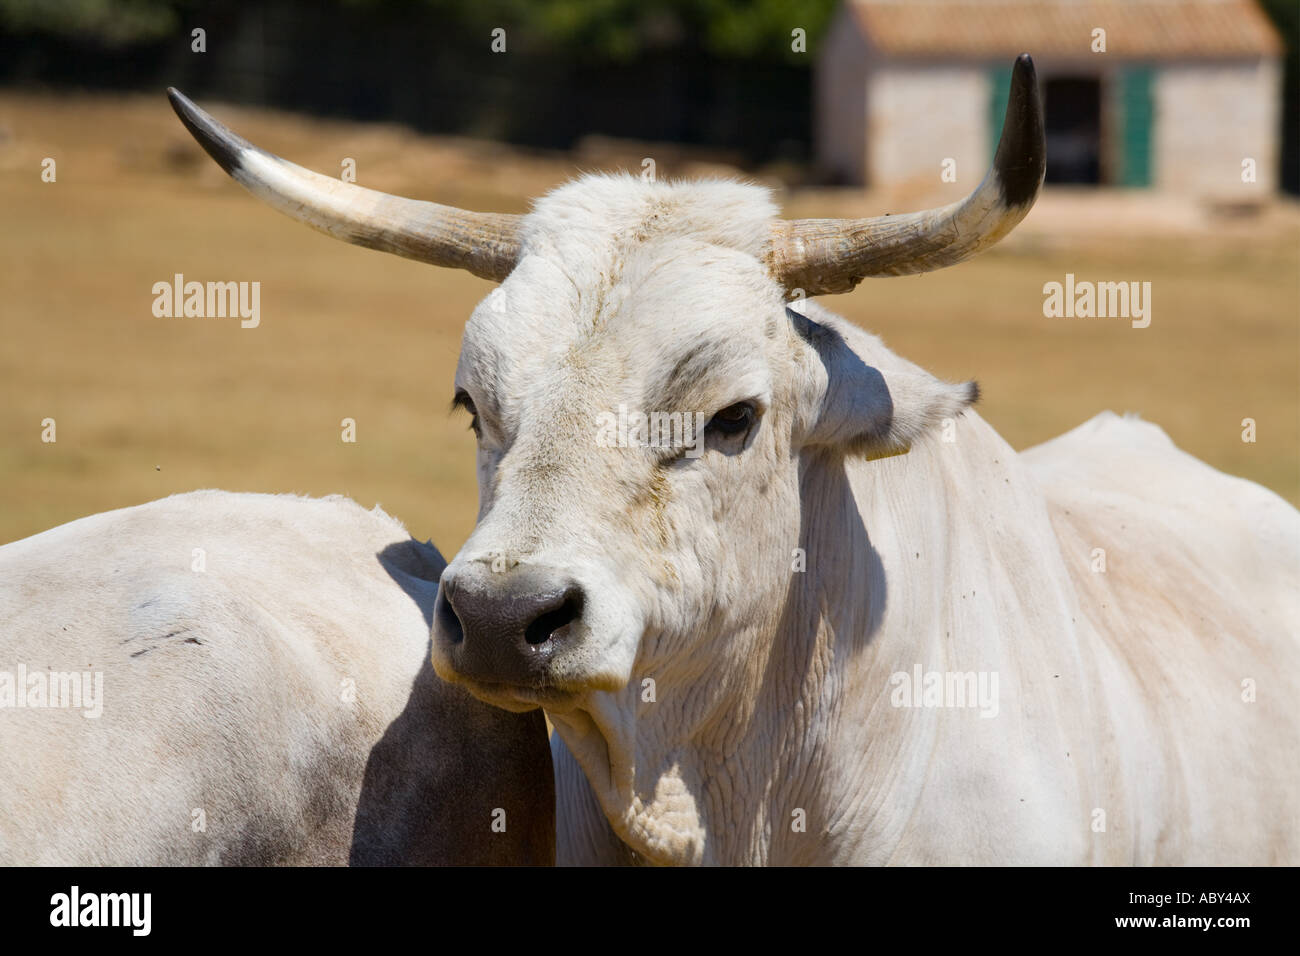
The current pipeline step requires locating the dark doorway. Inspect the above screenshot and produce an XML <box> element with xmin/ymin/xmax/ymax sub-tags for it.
<box><xmin>1044</xmin><ymin>77</ymin><xmax>1102</xmax><ymax>184</ymax></box>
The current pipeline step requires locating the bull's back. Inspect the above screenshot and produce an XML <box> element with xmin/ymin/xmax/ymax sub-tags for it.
<box><xmin>0</xmin><ymin>491</ymin><xmax>553</xmax><ymax>865</ymax></box>
<box><xmin>1023</xmin><ymin>412</ymin><xmax>1300</xmax><ymax>863</ymax></box>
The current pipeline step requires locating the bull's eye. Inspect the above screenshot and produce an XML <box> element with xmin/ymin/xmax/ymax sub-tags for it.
<box><xmin>451</xmin><ymin>389</ymin><xmax>481</xmax><ymax>437</ymax></box>
<box><xmin>707</xmin><ymin>401</ymin><xmax>755</xmax><ymax>437</ymax></box>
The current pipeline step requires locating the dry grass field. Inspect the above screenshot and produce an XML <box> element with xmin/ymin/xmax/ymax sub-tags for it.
<box><xmin>2</xmin><ymin>90</ymin><xmax>1297</xmax><ymax>553</ymax></box>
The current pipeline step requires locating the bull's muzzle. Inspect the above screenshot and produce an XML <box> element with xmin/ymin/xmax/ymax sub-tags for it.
<box><xmin>433</xmin><ymin>563</ymin><xmax>585</xmax><ymax>691</ymax></box>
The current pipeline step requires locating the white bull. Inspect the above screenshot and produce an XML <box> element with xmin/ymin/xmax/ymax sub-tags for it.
<box><xmin>0</xmin><ymin>491</ymin><xmax>553</xmax><ymax>865</ymax></box>
<box><xmin>166</xmin><ymin>55</ymin><xmax>1299</xmax><ymax>865</ymax></box>
<box><xmin>542</xmin><ymin>320</ymin><xmax>1300</xmax><ymax>865</ymax></box>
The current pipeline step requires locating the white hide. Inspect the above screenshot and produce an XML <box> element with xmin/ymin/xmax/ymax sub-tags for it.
<box><xmin>432</xmin><ymin>173</ymin><xmax>1299</xmax><ymax>865</ymax></box>
<box><xmin>0</xmin><ymin>491</ymin><xmax>553</xmax><ymax>865</ymax></box>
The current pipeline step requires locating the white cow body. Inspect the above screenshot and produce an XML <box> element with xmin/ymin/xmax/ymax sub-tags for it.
<box><xmin>0</xmin><ymin>491</ymin><xmax>553</xmax><ymax>865</ymax></box>
<box><xmin>548</xmin><ymin>312</ymin><xmax>1299</xmax><ymax>865</ymax></box>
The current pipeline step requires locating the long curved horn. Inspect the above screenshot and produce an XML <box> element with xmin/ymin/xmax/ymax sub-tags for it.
<box><xmin>167</xmin><ymin>89</ymin><xmax>522</xmax><ymax>282</ymax></box>
<box><xmin>769</xmin><ymin>53</ymin><xmax>1045</xmax><ymax>296</ymax></box>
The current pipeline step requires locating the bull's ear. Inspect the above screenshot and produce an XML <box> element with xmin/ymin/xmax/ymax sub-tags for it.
<box><xmin>790</xmin><ymin>308</ymin><xmax>977</xmax><ymax>457</ymax></box>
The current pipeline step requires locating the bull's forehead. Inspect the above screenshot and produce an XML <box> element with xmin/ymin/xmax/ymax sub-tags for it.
<box><xmin>458</xmin><ymin>174</ymin><xmax>787</xmax><ymax>419</ymax></box>
<box><xmin>521</xmin><ymin>172</ymin><xmax>778</xmax><ymax>271</ymax></box>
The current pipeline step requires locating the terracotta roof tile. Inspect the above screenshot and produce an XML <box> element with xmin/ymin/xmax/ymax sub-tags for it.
<box><xmin>847</xmin><ymin>0</ymin><xmax>1283</xmax><ymax>58</ymax></box>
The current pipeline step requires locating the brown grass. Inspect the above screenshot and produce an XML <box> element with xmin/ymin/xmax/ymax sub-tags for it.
<box><xmin>2</xmin><ymin>90</ymin><xmax>1297</xmax><ymax>553</ymax></box>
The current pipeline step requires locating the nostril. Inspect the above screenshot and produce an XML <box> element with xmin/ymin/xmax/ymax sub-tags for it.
<box><xmin>525</xmin><ymin>588</ymin><xmax>584</xmax><ymax>646</ymax></box>
<box><xmin>436</xmin><ymin>589</ymin><xmax>464</xmax><ymax>645</ymax></box>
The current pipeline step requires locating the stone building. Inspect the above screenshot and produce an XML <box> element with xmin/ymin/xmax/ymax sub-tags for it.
<box><xmin>816</xmin><ymin>0</ymin><xmax>1283</xmax><ymax>198</ymax></box>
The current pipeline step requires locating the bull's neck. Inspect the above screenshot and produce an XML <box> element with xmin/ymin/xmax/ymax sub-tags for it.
<box><xmin>553</xmin><ymin>414</ymin><xmax>1066</xmax><ymax>864</ymax></box>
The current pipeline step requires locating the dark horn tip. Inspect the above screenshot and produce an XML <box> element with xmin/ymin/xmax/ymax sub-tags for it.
<box><xmin>994</xmin><ymin>53</ymin><xmax>1046</xmax><ymax>208</ymax></box>
<box><xmin>166</xmin><ymin>87</ymin><xmax>247</xmax><ymax>177</ymax></box>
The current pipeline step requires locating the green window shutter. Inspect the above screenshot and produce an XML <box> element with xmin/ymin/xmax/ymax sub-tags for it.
<box><xmin>988</xmin><ymin>64</ymin><xmax>1013</xmax><ymax>162</ymax></box>
<box><xmin>1119</xmin><ymin>66</ymin><xmax>1154</xmax><ymax>187</ymax></box>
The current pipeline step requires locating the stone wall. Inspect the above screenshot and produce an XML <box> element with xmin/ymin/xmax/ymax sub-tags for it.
<box><xmin>866</xmin><ymin>65</ymin><xmax>988</xmax><ymax>195</ymax></box>
<box><xmin>1153</xmin><ymin>59</ymin><xmax>1281</xmax><ymax>197</ymax></box>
